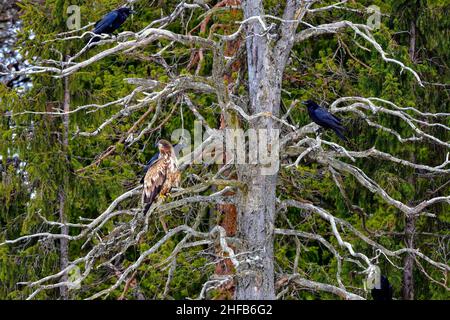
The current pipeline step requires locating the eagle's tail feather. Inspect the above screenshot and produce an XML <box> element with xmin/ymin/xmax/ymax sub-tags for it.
<box><xmin>143</xmin><ymin>202</ymin><xmax>152</xmax><ymax>215</ymax></box>
<box><xmin>142</xmin><ymin>186</ymin><xmax>161</xmax><ymax>215</ymax></box>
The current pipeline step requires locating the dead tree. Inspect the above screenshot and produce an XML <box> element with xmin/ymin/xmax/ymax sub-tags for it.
<box><xmin>1</xmin><ymin>0</ymin><xmax>449</xmax><ymax>300</ymax></box>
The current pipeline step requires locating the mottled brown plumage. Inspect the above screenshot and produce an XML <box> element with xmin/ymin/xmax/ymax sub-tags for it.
<box><xmin>142</xmin><ymin>139</ymin><xmax>180</xmax><ymax>214</ymax></box>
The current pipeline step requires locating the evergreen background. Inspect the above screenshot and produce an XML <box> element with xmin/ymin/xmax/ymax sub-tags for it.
<box><xmin>0</xmin><ymin>0</ymin><xmax>448</xmax><ymax>299</ymax></box>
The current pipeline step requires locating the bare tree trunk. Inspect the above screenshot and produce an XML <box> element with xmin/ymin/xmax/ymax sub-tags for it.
<box><xmin>214</xmin><ymin>114</ymin><xmax>238</xmax><ymax>299</ymax></box>
<box><xmin>403</xmin><ymin>152</ymin><xmax>417</xmax><ymax>301</ymax></box>
<box><xmin>403</xmin><ymin>214</ymin><xmax>416</xmax><ymax>300</ymax></box>
<box><xmin>234</xmin><ymin>0</ymin><xmax>302</xmax><ymax>300</ymax></box>
<box><xmin>236</xmin><ymin>170</ymin><xmax>277</xmax><ymax>299</ymax></box>
<box><xmin>408</xmin><ymin>20</ymin><xmax>417</xmax><ymax>63</ymax></box>
<box><xmin>402</xmin><ymin>20</ymin><xmax>418</xmax><ymax>300</ymax></box>
<box><xmin>235</xmin><ymin>1</ymin><xmax>279</xmax><ymax>300</ymax></box>
<box><xmin>59</xmin><ymin>74</ymin><xmax>70</xmax><ymax>300</ymax></box>
<box><xmin>234</xmin><ymin>72</ymin><xmax>280</xmax><ymax>300</ymax></box>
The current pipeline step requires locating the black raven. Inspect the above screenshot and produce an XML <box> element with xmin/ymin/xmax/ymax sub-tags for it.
<box><xmin>302</xmin><ymin>100</ymin><xmax>348</xmax><ymax>142</ymax></box>
<box><xmin>371</xmin><ymin>275</ymin><xmax>393</xmax><ymax>301</ymax></box>
<box><xmin>140</xmin><ymin>142</ymin><xmax>184</xmax><ymax>183</ymax></box>
<box><xmin>88</xmin><ymin>7</ymin><xmax>134</xmax><ymax>43</ymax></box>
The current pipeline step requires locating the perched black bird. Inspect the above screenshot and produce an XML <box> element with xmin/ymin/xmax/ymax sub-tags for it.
<box><xmin>87</xmin><ymin>7</ymin><xmax>134</xmax><ymax>43</ymax></box>
<box><xmin>140</xmin><ymin>142</ymin><xmax>184</xmax><ymax>183</ymax></box>
<box><xmin>371</xmin><ymin>275</ymin><xmax>393</xmax><ymax>301</ymax></box>
<box><xmin>302</xmin><ymin>100</ymin><xmax>348</xmax><ymax>142</ymax></box>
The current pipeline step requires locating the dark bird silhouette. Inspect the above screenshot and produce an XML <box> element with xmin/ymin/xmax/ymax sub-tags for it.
<box><xmin>142</xmin><ymin>140</ymin><xmax>181</xmax><ymax>215</ymax></box>
<box><xmin>302</xmin><ymin>100</ymin><xmax>348</xmax><ymax>142</ymax></box>
<box><xmin>371</xmin><ymin>275</ymin><xmax>393</xmax><ymax>301</ymax></box>
<box><xmin>87</xmin><ymin>7</ymin><xmax>134</xmax><ymax>43</ymax></box>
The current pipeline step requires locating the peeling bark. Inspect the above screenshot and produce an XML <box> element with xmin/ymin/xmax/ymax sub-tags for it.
<box><xmin>214</xmin><ymin>114</ymin><xmax>238</xmax><ymax>299</ymax></box>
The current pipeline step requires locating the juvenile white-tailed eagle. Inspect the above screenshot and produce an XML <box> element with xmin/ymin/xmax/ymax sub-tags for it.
<box><xmin>142</xmin><ymin>139</ymin><xmax>181</xmax><ymax>214</ymax></box>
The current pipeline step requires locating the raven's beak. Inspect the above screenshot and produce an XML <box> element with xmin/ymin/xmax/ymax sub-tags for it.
<box><xmin>130</xmin><ymin>10</ymin><xmax>137</xmax><ymax>14</ymax></box>
<box><xmin>301</xmin><ymin>100</ymin><xmax>308</xmax><ymax>106</ymax></box>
